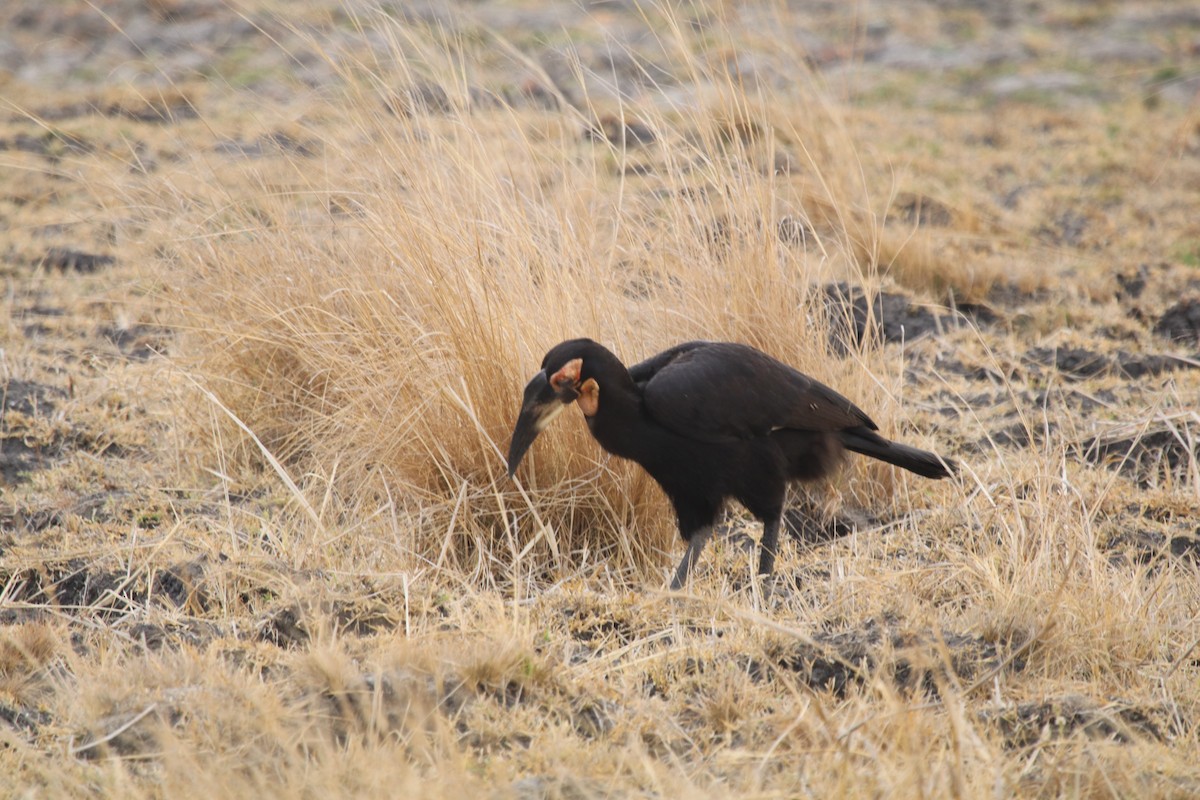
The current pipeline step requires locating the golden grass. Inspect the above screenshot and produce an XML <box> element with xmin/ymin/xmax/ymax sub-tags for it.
<box><xmin>3</xmin><ymin>1</ymin><xmax>1200</xmax><ymax>797</ymax></box>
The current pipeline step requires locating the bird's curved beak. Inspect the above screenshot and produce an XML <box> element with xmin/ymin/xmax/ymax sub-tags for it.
<box><xmin>506</xmin><ymin>371</ymin><xmax>578</xmax><ymax>478</ymax></box>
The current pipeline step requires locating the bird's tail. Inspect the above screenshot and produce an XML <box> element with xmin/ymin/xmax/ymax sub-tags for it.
<box><xmin>839</xmin><ymin>427</ymin><xmax>956</xmax><ymax>479</ymax></box>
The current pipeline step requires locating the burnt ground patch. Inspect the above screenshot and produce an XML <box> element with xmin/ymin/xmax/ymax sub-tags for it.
<box><xmin>640</xmin><ymin>620</ymin><xmax>1023</xmax><ymax>700</ymax></box>
<box><xmin>1023</xmin><ymin>346</ymin><xmax>1200</xmax><ymax>381</ymax></box>
<box><xmin>0</xmin><ymin>130</ymin><xmax>93</xmax><ymax>159</ymax></box>
<box><xmin>1</xmin><ymin>415</ymin><xmax>135</xmax><ymax>485</ymax></box>
<box><xmin>4</xmin><ymin>561</ymin><xmax>138</xmax><ymax>616</ymax></box>
<box><xmin>257</xmin><ymin>599</ymin><xmax>400</xmax><ymax>648</ymax></box>
<box><xmin>0</xmin><ymin>701</ymin><xmax>54</xmax><ymax>738</ymax></box>
<box><xmin>100</xmin><ymin>324</ymin><xmax>171</xmax><ymax>360</ymax></box>
<box><xmin>0</xmin><ymin>436</ymin><xmax>49</xmax><ymax>484</ymax></box>
<box><xmin>0</xmin><ymin>491</ymin><xmax>135</xmax><ymax>537</ymax></box>
<box><xmin>213</xmin><ymin>130</ymin><xmax>318</xmax><ymax>159</ymax></box>
<box><xmin>37</xmin><ymin>247</ymin><xmax>115</xmax><ymax>273</ymax></box>
<box><xmin>782</xmin><ymin>503</ymin><xmax>880</xmax><ymax>546</ymax></box>
<box><xmin>823</xmin><ymin>282</ymin><xmax>966</xmax><ymax>352</ymax></box>
<box><xmin>751</xmin><ymin>619</ymin><xmax>1021</xmax><ymax>697</ymax></box>
<box><xmin>2</xmin><ymin>380</ymin><xmax>68</xmax><ymax>483</ymax></box>
<box><xmin>982</xmin><ymin>696</ymin><xmax>1165</xmax><ymax>748</ymax></box>
<box><xmin>2</xmin><ymin>379</ymin><xmax>65</xmax><ymax>416</ymax></box>
<box><xmin>1154</xmin><ymin>297</ymin><xmax>1200</xmax><ymax>346</ymax></box>
<box><xmin>1104</xmin><ymin>526</ymin><xmax>1200</xmax><ymax>567</ymax></box>
<box><xmin>565</xmin><ymin>604</ymin><xmax>638</xmax><ymax>651</ymax></box>
<box><xmin>890</xmin><ymin>192</ymin><xmax>954</xmax><ymax>227</ymax></box>
<box><xmin>584</xmin><ymin>114</ymin><xmax>656</xmax><ymax>147</ymax></box>
<box><xmin>2</xmin><ymin>557</ymin><xmax>217</xmax><ymax>620</ymax></box>
<box><xmin>1082</xmin><ymin>425</ymin><xmax>1199</xmax><ymax>488</ymax></box>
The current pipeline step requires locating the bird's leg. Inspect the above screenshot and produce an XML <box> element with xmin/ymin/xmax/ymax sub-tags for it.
<box><xmin>670</xmin><ymin>526</ymin><xmax>713</xmax><ymax>590</ymax></box>
<box><xmin>757</xmin><ymin>516</ymin><xmax>781</xmax><ymax>577</ymax></box>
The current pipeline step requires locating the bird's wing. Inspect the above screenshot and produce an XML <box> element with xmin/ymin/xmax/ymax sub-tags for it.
<box><xmin>628</xmin><ymin>340</ymin><xmax>712</xmax><ymax>387</ymax></box>
<box><xmin>640</xmin><ymin>342</ymin><xmax>878</xmax><ymax>442</ymax></box>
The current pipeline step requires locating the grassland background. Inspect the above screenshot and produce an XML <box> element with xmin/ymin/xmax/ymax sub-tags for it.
<box><xmin>2</xmin><ymin>1</ymin><xmax>1200</xmax><ymax>797</ymax></box>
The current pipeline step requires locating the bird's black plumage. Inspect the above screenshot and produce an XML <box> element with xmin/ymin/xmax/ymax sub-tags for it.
<box><xmin>507</xmin><ymin>338</ymin><xmax>956</xmax><ymax>589</ymax></box>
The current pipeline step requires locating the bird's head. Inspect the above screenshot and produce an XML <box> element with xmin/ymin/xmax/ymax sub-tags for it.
<box><xmin>506</xmin><ymin>339</ymin><xmax>604</xmax><ymax>478</ymax></box>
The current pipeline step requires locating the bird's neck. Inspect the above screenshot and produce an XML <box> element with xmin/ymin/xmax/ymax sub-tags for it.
<box><xmin>587</xmin><ymin>384</ymin><xmax>661</xmax><ymax>462</ymax></box>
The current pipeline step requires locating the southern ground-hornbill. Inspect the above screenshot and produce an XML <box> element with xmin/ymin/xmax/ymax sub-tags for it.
<box><xmin>506</xmin><ymin>339</ymin><xmax>956</xmax><ymax>589</ymax></box>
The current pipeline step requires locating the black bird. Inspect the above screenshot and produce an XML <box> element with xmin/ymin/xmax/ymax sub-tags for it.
<box><xmin>506</xmin><ymin>339</ymin><xmax>956</xmax><ymax>589</ymax></box>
